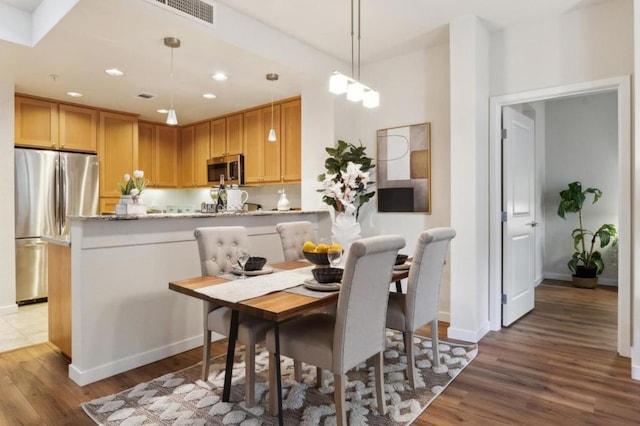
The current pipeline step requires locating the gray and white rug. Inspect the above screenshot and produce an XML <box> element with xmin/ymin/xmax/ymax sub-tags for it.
<box><xmin>82</xmin><ymin>331</ymin><xmax>477</xmax><ymax>425</ymax></box>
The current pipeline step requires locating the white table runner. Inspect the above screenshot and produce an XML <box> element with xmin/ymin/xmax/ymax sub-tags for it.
<box><xmin>195</xmin><ymin>266</ymin><xmax>315</xmax><ymax>303</ymax></box>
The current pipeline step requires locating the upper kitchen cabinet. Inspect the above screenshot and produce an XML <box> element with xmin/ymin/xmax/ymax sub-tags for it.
<box><xmin>58</xmin><ymin>104</ymin><xmax>98</xmax><ymax>152</ymax></box>
<box><xmin>243</xmin><ymin>105</ymin><xmax>281</xmax><ymax>184</ymax></box>
<box><xmin>280</xmin><ymin>99</ymin><xmax>302</xmax><ymax>182</ymax></box>
<box><xmin>15</xmin><ymin>95</ymin><xmax>98</xmax><ymax>153</ymax></box>
<box><xmin>180</xmin><ymin>122</ymin><xmax>210</xmax><ymax>188</ymax></box>
<box><xmin>225</xmin><ymin>113</ymin><xmax>244</xmax><ymax>155</ymax></box>
<box><xmin>98</xmin><ymin>111</ymin><xmax>138</xmax><ymax>197</ymax></box>
<box><xmin>15</xmin><ymin>96</ymin><xmax>58</xmax><ymax>149</ymax></box>
<box><xmin>139</xmin><ymin>122</ymin><xmax>179</xmax><ymax>188</ymax></box>
<box><xmin>210</xmin><ymin>114</ymin><xmax>242</xmax><ymax>158</ymax></box>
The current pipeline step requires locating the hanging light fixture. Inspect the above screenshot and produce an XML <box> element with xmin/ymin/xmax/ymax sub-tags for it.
<box><xmin>328</xmin><ymin>0</ymin><xmax>379</xmax><ymax>108</ymax></box>
<box><xmin>266</xmin><ymin>73</ymin><xmax>279</xmax><ymax>142</ymax></box>
<box><xmin>164</xmin><ymin>36</ymin><xmax>180</xmax><ymax>125</ymax></box>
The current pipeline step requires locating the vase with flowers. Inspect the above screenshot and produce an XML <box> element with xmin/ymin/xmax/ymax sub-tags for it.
<box><xmin>116</xmin><ymin>170</ymin><xmax>149</xmax><ymax>215</ymax></box>
<box><xmin>317</xmin><ymin>140</ymin><xmax>375</xmax><ymax>252</ymax></box>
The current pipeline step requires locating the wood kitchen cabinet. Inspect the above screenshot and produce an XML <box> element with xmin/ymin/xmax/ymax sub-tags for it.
<box><xmin>139</xmin><ymin>122</ymin><xmax>179</xmax><ymax>188</ymax></box>
<box><xmin>226</xmin><ymin>113</ymin><xmax>244</xmax><ymax>155</ymax></box>
<box><xmin>243</xmin><ymin>105</ymin><xmax>281</xmax><ymax>184</ymax></box>
<box><xmin>48</xmin><ymin>243</ymin><xmax>71</xmax><ymax>359</ymax></box>
<box><xmin>15</xmin><ymin>95</ymin><xmax>97</xmax><ymax>152</ymax></box>
<box><xmin>280</xmin><ymin>99</ymin><xmax>302</xmax><ymax>182</ymax></box>
<box><xmin>210</xmin><ymin>114</ymin><xmax>242</xmax><ymax>158</ymax></box>
<box><xmin>180</xmin><ymin>122</ymin><xmax>210</xmax><ymax>188</ymax></box>
<box><xmin>99</xmin><ymin>197</ymin><xmax>121</xmax><ymax>213</ymax></box>
<box><xmin>98</xmin><ymin>111</ymin><xmax>138</xmax><ymax>198</ymax></box>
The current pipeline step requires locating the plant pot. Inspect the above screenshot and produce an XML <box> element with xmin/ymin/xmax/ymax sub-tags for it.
<box><xmin>575</xmin><ymin>266</ymin><xmax>597</xmax><ymax>278</ymax></box>
<box><xmin>571</xmin><ymin>275</ymin><xmax>598</xmax><ymax>289</ymax></box>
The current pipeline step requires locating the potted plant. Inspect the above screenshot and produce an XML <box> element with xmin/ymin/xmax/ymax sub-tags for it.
<box><xmin>557</xmin><ymin>181</ymin><xmax>618</xmax><ymax>288</ymax></box>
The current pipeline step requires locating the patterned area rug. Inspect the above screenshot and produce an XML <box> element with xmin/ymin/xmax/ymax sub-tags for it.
<box><xmin>82</xmin><ymin>331</ymin><xmax>477</xmax><ymax>425</ymax></box>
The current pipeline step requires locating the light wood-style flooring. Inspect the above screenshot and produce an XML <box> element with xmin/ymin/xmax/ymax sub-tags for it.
<box><xmin>1</xmin><ymin>281</ymin><xmax>638</xmax><ymax>425</ymax></box>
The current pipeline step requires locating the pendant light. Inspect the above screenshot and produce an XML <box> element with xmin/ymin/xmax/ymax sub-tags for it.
<box><xmin>164</xmin><ymin>37</ymin><xmax>180</xmax><ymax>125</ymax></box>
<box><xmin>266</xmin><ymin>73</ymin><xmax>279</xmax><ymax>142</ymax></box>
<box><xmin>328</xmin><ymin>0</ymin><xmax>379</xmax><ymax>108</ymax></box>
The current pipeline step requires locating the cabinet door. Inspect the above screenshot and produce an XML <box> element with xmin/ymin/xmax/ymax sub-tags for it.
<box><xmin>59</xmin><ymin>104</ymin><xmax>98</xmax><ymax>152</ymax></box>
<box><xmin>48</xmin><ymin>243</ymin><xmax>71</xmax><ymax>359</ymax></box>
<box><xmin>15</xmin><ymin>96</ymin><xmax>59</xmax><ymax>149</ymax></box>
<box><xmin>180</xmin><ymin>126</ymin><xmax>195</xmax><ymax>188</ymax></box>
<box><xmin>99</xmin><ymin>196</ymin><xmax>121</xmax><ymax>213</ymax></box>
<box><xmin>138</xmin><ymin>122</ymin><xmax>156</xmax><ymax>186</ymax></box>
<box><xmin>262</xmin><ymin>105</ymin><xmax>281</xmax><ymax>183</ymax></box>
<box><xmin>195</xmin><ymin>122</ymin><xmax>210</xmax><ymax>187</ymax></box>
<box><xmin>155</xmin><ymin>125</ymin><xmax>179</xmax><ymax>188</ymax></box>
<box><xmin>98</xmin><ymin>112</ymin><xmax>138</xmax><ymax>197</ymax></box>
<box><xmin>210</xmin><ymin>118</ymin><xmax>225</xmax><ymax>157</ymax></box>
<box><xmin>280</xmin><ymin>99</ymin><xmax>301</xmax><ymax>182</ymax></box>
<box><xmin>226</xmin><ymin>113</ymin><xmax>243</xmax><ymax>155</ymax></box>
<box><xmin>243</xmin><ymin>109</ymin><xmax>263</xmax><ymax>184</ymax></box>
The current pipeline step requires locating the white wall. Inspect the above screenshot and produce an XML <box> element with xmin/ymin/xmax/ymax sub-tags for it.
<box><xmin>490</xmin><ymin>0</ymin><xmax>633</xmax><ymax>96</ymax></box>
<box><xmin>632</xmin><ymin>0</ymin><xmax>640</xmax><ymax>381</ymax></box>
<box><xmin>0</xmin><ymin>81</ymin><xmax>16</xmax><ymax>315</ymax></box>
<box><xmin>448</xmin><ymin>15</ymin><xmax>491</xmax><ymax>342</ymax></box>
<box><xmin>544</xmin><ymin>92</ymin><xmax>619</xmax><ymax>284</ymax></box>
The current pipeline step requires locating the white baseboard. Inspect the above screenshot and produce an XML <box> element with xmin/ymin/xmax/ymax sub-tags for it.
<box><xmin>438</xmin><ymin>310</ymin><xmax>450</xmax><ymax>324</ymax></box>
<box><xmin>632</xmin><ymin>363</ymin><xmax>640</xmax><ymax>381</ymax></box>
<box><xmin>0</xmin><ymin>303</ymin><xmax>18</xmax><ymax>316</ymax></box>
<box><xmin>446</xmin><ymin>321</ymin><xmax>490</xmax><ymax>343</ymax></box>
<box><xmin>543</xmin><ymin>272</ymin><xmax>618</xmax><ymax>286</ymax></box>
<box><xmin>69</xmin><ymin>333</ymin><xmax>224</xmax><ymax>386</ymax></box>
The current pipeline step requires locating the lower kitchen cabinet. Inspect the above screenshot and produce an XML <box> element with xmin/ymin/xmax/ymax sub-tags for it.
<box><xmin>48</xmin><ymin>243</ymin><xmax>71</xmax><ymax>359</ymax></box>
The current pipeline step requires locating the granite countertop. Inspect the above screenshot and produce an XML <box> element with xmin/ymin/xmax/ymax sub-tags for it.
<box><xmin>42</xmin><ymin>236</ymin><xmax>71</xmax><ymax>246</ymax></box>
<box><xmin>69</xmin><ymin>209</ymin><xmax>329</xmax><ymax>221</ymax></box>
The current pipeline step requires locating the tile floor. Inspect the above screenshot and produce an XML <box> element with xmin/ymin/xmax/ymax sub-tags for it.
<box><xmin>0</xmin><ymin>302</ymin><xmax>48</xmax><ymax>353</ymax></box>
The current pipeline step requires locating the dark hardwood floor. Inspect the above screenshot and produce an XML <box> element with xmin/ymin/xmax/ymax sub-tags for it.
<box><xmin>1</xmin><ymin>280</ymin><xmax>638</xmax><ymax>425</ymax></box>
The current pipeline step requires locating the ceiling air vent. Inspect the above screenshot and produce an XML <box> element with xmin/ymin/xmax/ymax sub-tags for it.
<box><xmin>147</xmin><ymin>0</ymin><xmax>216</xmax><ymax>27</ymax></box>
<box><xmin>136</xmin><ymin>93</ymin><xmax>157</xmax><ymax>100</ymax></box>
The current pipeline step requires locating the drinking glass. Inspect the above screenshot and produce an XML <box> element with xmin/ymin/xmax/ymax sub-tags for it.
<box><xmin>328</xmin><ymin>247</ymin><xmax>342</xmax><ymax>268</ymax></box>
<box><xmin>209</xmin><ymin>188</ymin><xmax>219</xmax><ymax>204</ymax></box>
<box><xmin>237</xmin><ymin>248</ymin><xmax>250</xmax><ymax>279</ymax></box>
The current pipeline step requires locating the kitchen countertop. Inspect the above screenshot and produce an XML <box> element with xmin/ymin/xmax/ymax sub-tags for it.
<box><xmin>41</xmin><ymin>236</ymin><xmax>71</xmax><ymax>247</ymax></box>
<box><xmin>69</xmin><ymin>209</ymin><xmax>328</xmax><ymax>221</ymax></box>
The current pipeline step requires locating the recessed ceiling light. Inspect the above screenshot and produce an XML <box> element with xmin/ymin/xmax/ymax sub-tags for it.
<box><xmin>105</xmin><ymin>68</ymin><xmax>124</xmax><ymax>77</ymax></box>
<box><xmin>157</xmin><ymin>108</ymin><xmax>169</xmax><ymax>114</ymax></box>
<box><xmin>211</xmin><ymin>72</ymin><xmax>228</xmax><ymax>81</ymax></box>
<box><xmin>202</xmin><ymin>93</ymin><xmax>217</xmax><ymax>99</ymax></box>
<box><xmin>67</xmin><ymin>91</ymin><xmax>83</xmax><ymax>97</ymax></box>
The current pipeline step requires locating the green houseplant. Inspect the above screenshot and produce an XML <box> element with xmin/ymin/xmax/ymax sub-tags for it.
<box><xmin>557</xmin><ymin>181</ymin><xmax>618</xmax><ymax>288</ymax></box>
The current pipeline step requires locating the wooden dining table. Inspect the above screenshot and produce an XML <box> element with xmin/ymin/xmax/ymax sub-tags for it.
<box><xmin>169</xmin><ymin>260</ymin><xmax>409</xmax><ymax>425</ymax></box>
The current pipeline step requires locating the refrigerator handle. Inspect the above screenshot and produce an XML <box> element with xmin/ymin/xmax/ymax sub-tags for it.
<box><xmin>60</xmin><ymin>156</ymin><xmax>67</xmax><ymax>232</ymax></box>
<box><xmin>55</xmin><ymin>156</ymin><xmax>60</xmax><ymax>233</ymax></box>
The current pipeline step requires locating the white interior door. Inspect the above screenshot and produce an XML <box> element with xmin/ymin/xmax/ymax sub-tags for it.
<box><xmin>502</xmin><ymin>106</ymin><xmax>536</xmax><ymax>326</ymax></box>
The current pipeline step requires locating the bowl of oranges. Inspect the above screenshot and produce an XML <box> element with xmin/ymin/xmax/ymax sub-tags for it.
<box><xmin>302</xmin><ymin>240</ymin><xmax>342</xmax><ymax>266</ymax></box>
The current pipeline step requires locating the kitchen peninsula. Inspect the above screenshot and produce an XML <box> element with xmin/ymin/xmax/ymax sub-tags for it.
<box><xmin>66</xmin><ymin>210</ymin><xmax>330</xmax><ymax>386</ymax></box>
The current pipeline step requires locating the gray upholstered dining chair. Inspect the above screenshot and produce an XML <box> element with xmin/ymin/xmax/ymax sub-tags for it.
<box><xmin>265</xmin><ymin>235</ymin><xmax>406</xmax><ymax>425</ymax></box>
<box><xmin>275</xmin><ymin>221</ymin><xmax>315</xmax><ymax>261</ymax></box>
<box><xmin>194</xmin><ymin>226</ymin><xmax>272</xmax><ymax>407</ymax></box>
<box><xmin>385</xmin><ymin>227</ymin><xmax>456</xmax><ymax>389</ymax></box>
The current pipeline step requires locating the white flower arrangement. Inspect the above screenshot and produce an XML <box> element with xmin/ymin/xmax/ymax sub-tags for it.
<box><xmin>317</xmin><ymin>140</ymin><xmax>375</xmax><ymax>219</ymax></box>
<box><xmin>118</xmin><ymin>170</ymin><xmax>148</xmax><ymax>201</ymax></box>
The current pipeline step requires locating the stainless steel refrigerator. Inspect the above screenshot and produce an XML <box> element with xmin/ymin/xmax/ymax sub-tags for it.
<box><xmin>14</xmin><ymin>148</ymin><xmax>99</xmax><ymax>304</ymax></box>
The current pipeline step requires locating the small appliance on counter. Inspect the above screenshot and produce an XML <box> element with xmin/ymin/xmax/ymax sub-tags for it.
<box><xmin>277</xmin><ymin>188</ymin><xmax>291</xmax><ymax>211</ymax></box>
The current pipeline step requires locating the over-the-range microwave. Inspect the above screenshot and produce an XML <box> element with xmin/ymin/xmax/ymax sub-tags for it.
<box><xmin>207</xmin><ymin>154</ymin><xmax>244</xmax><ymax>186</ymax></box>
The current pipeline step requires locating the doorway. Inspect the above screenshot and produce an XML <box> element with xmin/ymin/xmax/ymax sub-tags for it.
<box><xmin>489</xmin><ymin>76</ymin><xmax>631</xmax><ymax>357</ymax></box>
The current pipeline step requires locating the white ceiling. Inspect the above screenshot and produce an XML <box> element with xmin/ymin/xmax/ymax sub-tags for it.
<box><xmin>0</xmin><ymin>0</ymin><xmax>601</xmax><ymax>124</ymax></box>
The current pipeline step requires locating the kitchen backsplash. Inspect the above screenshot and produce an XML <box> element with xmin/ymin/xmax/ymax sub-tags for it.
<box><xmin>140</xmin><ymin>183</ymin><xmax>302</xmax><ymax>213</ymax></box>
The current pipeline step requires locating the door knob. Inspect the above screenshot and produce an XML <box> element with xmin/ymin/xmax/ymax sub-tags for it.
<box><xmin>526</xmin><ymin>221</ymin><xmax>538</xmax><ymax>227</ymax></box>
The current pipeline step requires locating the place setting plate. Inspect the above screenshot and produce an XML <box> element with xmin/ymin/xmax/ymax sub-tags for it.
<box><xmin>303</xmin><ymin>278</ymin><xmax>341</xmax><ymax>291</ymax></box>
<box><xmin>232</xmin><ymin>265</ymin><xmax>274</xmax><ymax>276</ymax></box>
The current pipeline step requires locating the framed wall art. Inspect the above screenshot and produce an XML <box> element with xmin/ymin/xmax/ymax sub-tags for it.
<box><xmin>376</xmin><ymin>122</ymin><xmax>431</xmax><ymax>213</ymax></box>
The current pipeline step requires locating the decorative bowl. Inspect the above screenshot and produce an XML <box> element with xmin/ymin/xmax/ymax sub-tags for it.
<box><xmin>395</xmin><ymin>254</ymin><xmax>409</xmax><ymax>265</ymax></box>
<box><xmin>303</xmin><ymin>250</ymin><xmax>330</xmax><ymax>266</ymax></box>
<box><xmin>244</xmin><ymin>256</ymin><xmax>267</xmax><ymax>271</ymax></box>
<box><xmin>312</xmin><ymin>267</ymin><xmax>343</xmax><ymax>284</ymax></box>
